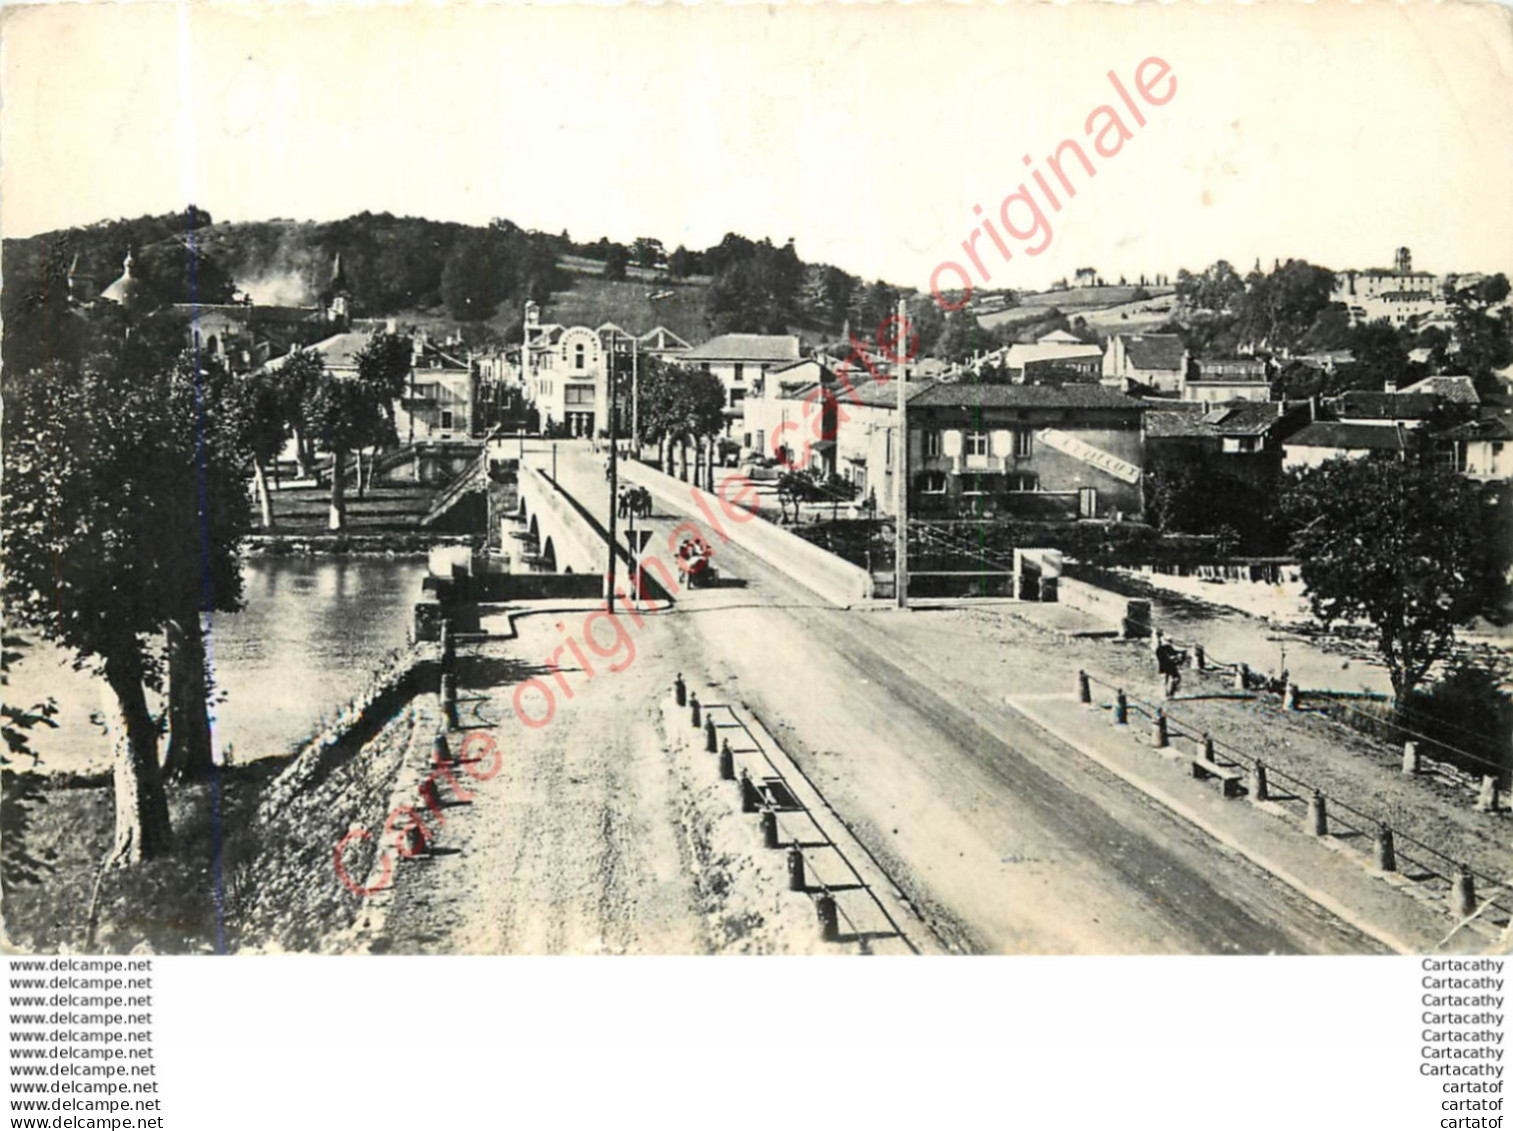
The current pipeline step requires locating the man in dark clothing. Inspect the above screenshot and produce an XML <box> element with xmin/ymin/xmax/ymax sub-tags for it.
<box><xmin>1156</xmin><ymin>640</ymin><xmax>1183</xmax><ymax>698</ymax></box>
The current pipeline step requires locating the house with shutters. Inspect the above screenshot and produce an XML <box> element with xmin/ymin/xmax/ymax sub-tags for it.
<box><xmin>905</xmin><ymin>384</ymin><xmax>1146</xmax><ymax>520</ymax></box>
<box><xmin>739</xmin><ymin>358</ymin><xmax>839</xmax><ymax>475</ymax></box>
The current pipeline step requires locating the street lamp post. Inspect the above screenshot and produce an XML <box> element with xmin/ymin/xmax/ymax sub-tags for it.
<box><xmin>606</xmin><ymin>332</ymin><xmax>620</xmax><ymax>613</ymax></box>
<box><xmin>894</xmin><ymin>297</ymin><xmax>909</xmax><ymax>610</ymax></box>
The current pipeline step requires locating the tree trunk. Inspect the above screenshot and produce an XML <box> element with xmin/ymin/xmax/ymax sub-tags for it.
<box><xmin>356</xmin><ymin>447</ymin><xmax>366</xmax><ymax>500</ymax></box>
<box><xmin>329</xmin><ymin>448</ymin><xmax>347</xmax><ymax>531</ymax></box>
<box><xmin>292</xmin><ymin>425</ymin><xmax>312</xmax><ymax>479</ymax></box>
<box><xmin>163</xmin><ymin>614</ymin><xmax>214</xmax><ymax>783</ymax></box>
<box><xmin>678</xmin><ymin>440</ymin><xmax>689</xmax><ymax>482</ymax></box>
<box><xmin>252</xmin><ymin>457</ymin><xmax>275</xmax><ymax>530</ymax></box>
<box><xmin>101</xmin><ymin>649</ymin><xmax>171</xmax><ymax>865</ymax></box>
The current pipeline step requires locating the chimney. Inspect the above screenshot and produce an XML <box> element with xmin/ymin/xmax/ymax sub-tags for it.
<box><xmin>1384</xmin><ymin>377</ymin><xmax>1398</xmax><ymax>394</ymax></box>
<box><xmin>1309</xmin><ymin>394</ymin><xmax>1319</xmax><ymax>421</ymax></box>
<box><xmin>386</xmin><ymin>317</ymin><xmax>398</xmax><ymax>334</ymax></box>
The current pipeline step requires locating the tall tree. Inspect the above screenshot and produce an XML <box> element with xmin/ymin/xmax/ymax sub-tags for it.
<box><xmin>3</xmin><ymin>325</ymin><xmax>251</xmax><ymax>859</ymax></box>
<box><xmin>161</xmin><ymin>357</ymin><xmax>255</xmax><ymax>783</ymax></box>
<box><xmin>603</xmin><ymin>244</ymin><xmax>630</xmax><ymax>282</ymax></box>
<box><xmin>304</xmin><ymin>368</ymin><xmax>384</xmax><ymax>530</ymax></box>
<box><xmin>354</xmin><ymin>331</ymin><xmax>412</xmax><ymax>447</ymax></box>
<box><xmin>1278</xmin><ymin>459</ymin><xmax>1499</xmax><ymax>705</ymax></box>
<box><xmin>274</xmin><ymin>348</ymin><xmax>327</xmax><ymax>479</ymax></box>
<box><xmin>241</xmin><ymin>368</ymin><xmax>287</xmax><ymax>529</ymax></box>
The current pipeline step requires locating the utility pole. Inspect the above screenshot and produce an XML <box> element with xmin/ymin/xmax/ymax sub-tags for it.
<box><xmin>894</xmin><ymin>297</ymin><xmax>909</xmax><ymax>610</ymax></box>
<box><xmin>631</xmin><ymin>336</ymin><xmax>640</xmax><ymax>458</ymax></box>
<box><xmin>606</xmin><ymin>331</ymin><xmax>620</xmax><ymax>613</ymax></box>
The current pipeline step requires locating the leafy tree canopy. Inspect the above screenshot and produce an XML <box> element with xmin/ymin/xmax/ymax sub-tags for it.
<box><xmin>1278</xmin><ymin>458</ymin><xmax>1501</xmax><ymax>703</ymax></box>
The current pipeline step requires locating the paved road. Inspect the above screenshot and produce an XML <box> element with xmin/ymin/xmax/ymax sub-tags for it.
<box><xmin>532</xmin><ymin>443</ymin><xmax>1382</xmax><ymax>954</ymax></box>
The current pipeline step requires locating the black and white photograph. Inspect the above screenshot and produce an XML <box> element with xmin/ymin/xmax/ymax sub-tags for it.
<box><xmin>2</xmin><ymin>1</ymin><xmax>1512</xmax><ymax>972</ymax></box>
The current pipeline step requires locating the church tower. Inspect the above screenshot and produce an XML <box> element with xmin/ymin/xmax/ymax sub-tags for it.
<box><xmin>326</xmin><ymin>253</ymin><xmax>350</xmax><ymax>326</ymax></box>
<box><xmin>66</xmin><ymin>253</ymin><xmax>98</xmax><ymax>305</ymax></box>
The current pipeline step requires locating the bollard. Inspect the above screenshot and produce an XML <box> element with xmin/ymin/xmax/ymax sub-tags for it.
<box><xmin>1478</xmin><ymin>775</ymin><xmax>1498</xmax><ymax>813</ymax></box>
<box><xmin>440</xmin><ymin>672</ymin><xmax>458</xmax><ymax>730</ymax></box>
<box><xmin>1284</xmin><ymin>681</ymin><xmax>1300</xmax><ymax>711</ymax></box>
<box><xmin>674</xmin><ymin>673</ymin><xmax>686</xmax><ymax>707</ymax></box>
<box><xmin>1375</xmin><ymin>824</ymin><xmax>1397</xmax><ymax>873</ymax></box>
<box><xmin>1151</xmin><ymin>710</ymin><xmax>1169</xmax><ymax>749</ymax></box>
<box><xmin>1078</xmin><ymin>670</ymin><xmax>1092</xmax><ymax>705</ymax></box>
<box><xmin>1234</xmin><ymin>662</ymin><xmax>1249</xmax><ymax>692</ymax></box>
<box><xmin>759</xmin><ymin>807</ymin><xmax>779</xmax><ymax>850</ymax></box>
<box><xmin>787</xmin><ymin>846</ymin><xmax>806</xmax><ymax>892</ymax></box>
<box><xmin>434</xmin><ymin>734</ymin><xmax>454</xmax><ymax>766</ymax></box>
<box><xmin>739</xmin><ymin>769</ymin><xmax>760</xmax><ymax>814</ymax></box>
<box><xmin>1402</xmin><ymin>741</ymin><xmax>1421</xmax><ymax>775</ymax></box>
<box><xmin>1252</xmin><ymin>759</ymin><xmax>1269</xmax><ymax>802</ymax></box>
<box><xmin>1192</xmin><ymin>643</ymin><xmax>1205</xmax><ymax>671</ymax></box>
<box><xmin>719</xmin><ymin>739</ymin><xmax>735</xmax><ymax>781</ymax></box>
<box><xmin>440</xmin><ymin>619</ymin><xmax>455</xmax><ymax>674</ymax></box>
<box><xmin>704</xmin><ymin>717</ymin><xmax>718</xmax><ymax>753</ymax></box>
<box><xmin>1306</xmin><ymin>790</ymin><xmax>1328</xmax><ymax>836</ymax></box>
<box><xmin>1202</xmin><ymin>734</ymin><xmax>1216</xmax><ymax>763</ymax></box>
<box><xmin>690</xmin><ymin>693</ymin><xmax>701</xmax><ymax>728</ymax></box>
<box><xmin>403</xmin><ymin>823</ymin><xmax>426</xmax><ymax>858</ymax></box>
<box><xmin>1114</xmin><ymin>690</ymin><xmax>1129</xmax><ymax>727</ymax></box>
<box><xmin>815</xmin><ymin>893</ymin><xmax>840</xmax><ymax>943</ymax></box>
<box><xmin>1455</xmin><ymin>864</ymin><xmax>1478</xmax><ymax>919</ymax></box>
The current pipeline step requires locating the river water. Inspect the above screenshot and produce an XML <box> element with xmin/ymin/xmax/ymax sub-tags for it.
<box><xmin>5</xmin><ymin>557</ymin><xmax>429</xmax><ymax>776</ymax></box>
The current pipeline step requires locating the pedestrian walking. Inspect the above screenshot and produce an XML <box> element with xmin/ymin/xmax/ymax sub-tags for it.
<box><xmin>1156</xmin><ymin>639</ymin><xmax>1182</xmax><ymax>699</ymax></box>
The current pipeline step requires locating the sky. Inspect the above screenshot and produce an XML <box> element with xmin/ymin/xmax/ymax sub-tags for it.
<box><xmin>2</xmin><ymin>2</ymin><xmax>1512</xmax><ymax>294</ymax></box>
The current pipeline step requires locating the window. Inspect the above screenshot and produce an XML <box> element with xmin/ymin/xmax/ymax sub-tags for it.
<box><xmin>729</xmin><ymin>387</ymin><xmax>746</xmax><ymax>406</ymax></box>
<box><xmin>967</xmin><ymin>431</ymin><xmax>990</xmax><ymax>457</ymax></box>
<box><xmin>923</xmin><ymin>429</ymin><xmax>943</xmax><ymax>458</ymax></box>
<box><xmin>919</xmin><ymin>470</ymin><xmax>947</xmax><ymax>494</ymax></box>
<box><xmin>1007</xmin><ymin>473</ymin><xmax>1038</xmax><ymax>492</ymax></box>
<box><xmin>1013</xmin><ymin>429</ymin><xmax>1033</xmax><ymax>459</ymax></box>
<box><xmin>733</xmin><ymin>363</ymin><xmax>745</xmax><ymax>383</ymax></box>
<box><xmin>566</xmin><ymin>385</ymin><xmax>593</xmax><ymax>405</ymax></box>
<box><xmin>755</xmin><ymin>429</ymin><xmax>765</xmax><ymax>455</ymax></box>
<box><xmin>574</xmin><ymin>344</ymin><xmax>586</xmax><ymax>370</ymax></box>
<box><xmin>440</xmin><ymin>410</ymin><xmax>454</xmax><ymax>430</ymax></box>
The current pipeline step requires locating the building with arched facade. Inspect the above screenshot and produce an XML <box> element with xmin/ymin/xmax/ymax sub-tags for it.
<box><xmin>520</xmin><ymin>301</ymin><xmax>612</xmax><ymax>437</ymax></box>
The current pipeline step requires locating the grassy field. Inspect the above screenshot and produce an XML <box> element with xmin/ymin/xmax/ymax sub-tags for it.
<box><xmin>977</xmin><ymin>284</ymin><xmax>1176</xmax><ymax>333</ymax></box>
<box><xmin>543</xmin><ymin>272</ymin><xmax>711</xmax><ymax>343</ymax></box>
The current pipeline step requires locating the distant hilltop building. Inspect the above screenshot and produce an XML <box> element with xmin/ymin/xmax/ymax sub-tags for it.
<box><xmin>1331</xmin><ymin>246</ymin><xmax>1447</xmax><ymax>328</ymax></box>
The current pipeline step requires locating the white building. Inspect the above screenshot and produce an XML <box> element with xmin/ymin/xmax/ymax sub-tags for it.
<box><xmin>1331</xmin><ymin>247</ymin><xmax>1447</xmax><ymax>328</ymax></box>
<box><xmin>520</xmin><ymin>301</ymin><xmax>611</xmax><ymax>438</ymax></box>
<box><xmin>681</xmin><ymin>333</ymin><xmax>802</xmax><ymax>438</ymax></box>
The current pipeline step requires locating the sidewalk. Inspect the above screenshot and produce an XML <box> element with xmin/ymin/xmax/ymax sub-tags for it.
<box><xmin>864</xmin><ymin>600</ymin><xmax>1513</xmax><ymax>953</ymax></box>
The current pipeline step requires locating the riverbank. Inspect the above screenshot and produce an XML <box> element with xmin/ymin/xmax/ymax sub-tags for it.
<box><xmin>245</xmin><ymin>531</ymin><xmax>474</xmax><ymax>556</ymax></box>
<box><xmin>0</xmin><ymin>645</ymin><xmax>437</xmax><ymax>954</ymax></box>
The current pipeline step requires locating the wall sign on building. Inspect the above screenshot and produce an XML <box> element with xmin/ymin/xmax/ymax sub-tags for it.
<box><xmin>1035</xmin><ymin>429</ymin><xmax>1142</xmax><ymax>484</ymax></box>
